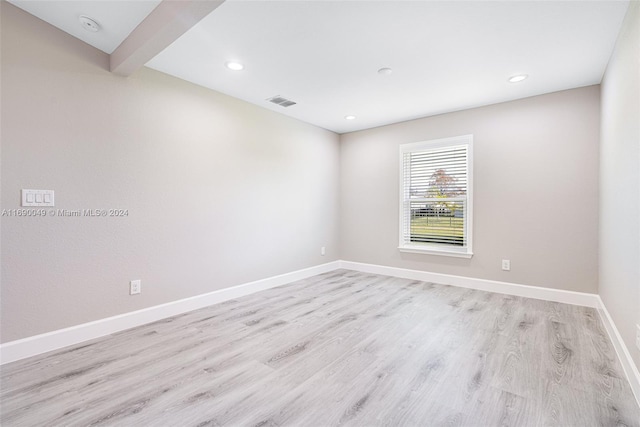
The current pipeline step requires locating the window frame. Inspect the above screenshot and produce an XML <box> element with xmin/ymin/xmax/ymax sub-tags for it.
<box><xmin>398</xmin><ymin>134</ymin><xmax>474</xmax><ymax>258</ymax></box>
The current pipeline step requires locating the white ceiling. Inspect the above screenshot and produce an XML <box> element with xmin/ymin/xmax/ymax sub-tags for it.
<box><xmin>8</xmin><ymin>0</ymin><xmax>161</xmax><ymax>54</ymax></box>
<box><xmin>9</xmin><ymin>0</ymin><xmax>630</xmax><ymax>134</ymax></box>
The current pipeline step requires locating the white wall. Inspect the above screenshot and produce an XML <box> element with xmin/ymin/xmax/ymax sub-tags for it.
<box><xmin>0</xmin><ymin>3</ymin><xmax>340</xmax><ymax>342</ymax></box>
<box><xmin>340</xmin><ymin>87</ymin><xmax>601</xmax><ymax>293</ymax></box>
<box><xmin>599</xmin><ymin>1</ymin><xmax>640</xmax><ymax>369</ymax></box>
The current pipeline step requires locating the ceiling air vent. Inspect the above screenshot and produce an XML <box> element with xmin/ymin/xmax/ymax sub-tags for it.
<box><xmin>267</xmin><ymin>95</ymin><xmax>297</xmax><ymax>108</ymax></box>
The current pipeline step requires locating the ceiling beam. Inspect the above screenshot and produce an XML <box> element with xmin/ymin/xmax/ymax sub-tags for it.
<box><xmin>110</xmin><ymin>0</ymin><xmax>225</xmax><ymax>76</ymax></box>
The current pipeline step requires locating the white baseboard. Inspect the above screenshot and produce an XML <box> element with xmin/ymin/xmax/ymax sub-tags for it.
<box><xmin>0</xmin><ymin>261</ymin><xmax>340</xmax><ymax>365</ymax></box>
<box><xmin>339</xmin><ymin>260</ymin><xmax>601</xmax><ymax>307</ymax></box>
<box><xmin>5</xmin><ymin>257</ymin><xmax>638</xmax><ymax>408</ymax></box>
<box><xmin>596</xmin><ymin>297</ymin><xmax>640</xmax><ymax>407</ymax></box>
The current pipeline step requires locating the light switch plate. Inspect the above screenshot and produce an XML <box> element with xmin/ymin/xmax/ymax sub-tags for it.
<box><xmin>22</xmin><ymin>189</ymin><xmax>54</xmax><ymax>207</ymax></box>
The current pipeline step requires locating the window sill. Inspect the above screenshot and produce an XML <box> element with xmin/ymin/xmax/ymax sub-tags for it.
<box><xmin>398</xmin><ymin>245</ymin><xmax>473</xmax><ymax>258</ymax></box>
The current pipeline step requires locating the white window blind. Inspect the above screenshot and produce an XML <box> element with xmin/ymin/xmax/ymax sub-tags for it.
<box><xmin>399</xmin><ymin>135</ymin><xmax>473</xmax><ymax>257</ymax></box>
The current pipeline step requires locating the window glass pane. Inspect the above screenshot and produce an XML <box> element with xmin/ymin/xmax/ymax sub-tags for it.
<box><xmin>408</xmin><ymin>146</ymin><xmax>467</xmax><ymax>199</ymax></box>
<box><xmin>410</xmin><ymin>200</ymin><xmax>465</xmax><ymax>246</ymax></box>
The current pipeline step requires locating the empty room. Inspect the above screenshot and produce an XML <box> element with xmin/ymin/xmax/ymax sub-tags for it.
<box><xmin>1</xmin><ymin>0</ymin><xmax>639</xmax><ymax>425</ymax></box>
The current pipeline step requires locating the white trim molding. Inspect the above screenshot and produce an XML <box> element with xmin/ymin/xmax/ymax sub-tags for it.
<box><xmin>0</xmin><ymin>261</ymin><xmax>340</xmax><ymax>365</ymax></box>
<box><xmin>3</xmin><ymin>257</ymin><xmax>638</xmax><ymax>409</ymax></box>
<box><xmin>339</xmin><ymin>260</ymin><xmax>600</xmax><ymax>307</ymax></box>
<box><xmin>596</xmin><ymin>297</ymin><xmax>640</xmax><ymax>407</ymax></box>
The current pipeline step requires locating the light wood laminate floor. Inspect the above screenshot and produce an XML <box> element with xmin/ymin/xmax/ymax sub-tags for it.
<box><xmin>1</xmin><ymin>270</ymin><xmax>639</xmax><ymax>426</ymax></box>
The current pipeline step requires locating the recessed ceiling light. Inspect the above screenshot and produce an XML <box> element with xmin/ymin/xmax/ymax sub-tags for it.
<box><xmin>225</xmin><ymin>61</ymin><xmax>244</xmax><ymax>71</ymax></box>
<box><xmin>508</xmin><ymin>74</ymin><xmax>528</xmax><ymax>83</ymax></box>
<box><xmin>378</xmin><ymin>67</ymin><xmax>393</xmax><ymax>75</ymax></box>
<box><xmin>345</xmin><ymin>115</ymin><xmax>356</xmax><ymax>120</ymax></box>
<box><xmin>79</xmin><ymin>16</ymin><xmax>100</xmax><ymax>32</ymax></box>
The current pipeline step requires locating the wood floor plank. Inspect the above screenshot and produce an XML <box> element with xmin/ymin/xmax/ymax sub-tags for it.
<box><xmin>1</xmin><ymin>270</ymin><xmax>639</xmax><ymax>426</ymax></box>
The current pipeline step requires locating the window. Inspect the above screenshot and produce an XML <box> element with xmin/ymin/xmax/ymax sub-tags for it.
<box><xmin>399</xmin><ymin>135</ymin><xmax>473</xmax><ymax>257</ymax></box>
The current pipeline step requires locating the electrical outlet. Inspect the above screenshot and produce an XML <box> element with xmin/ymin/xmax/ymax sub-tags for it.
<box><xmin>636</xmin><ymin>324</ymin><xmax>640</xmax><ymax>351</ymax></box>
<box><xmin>130</xmin><ymin>280</ymin><xmax>141</xmax><ymax>295</ymax></box>
<box><xmin>501</xmin><ymin>259</ymin><xmax>511</xmax><ymax>271</ymax></box>
<box><xmin>321</xmin><ymin>246</ymin><xmax>326</xmax><ymax>256</ymax></box>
